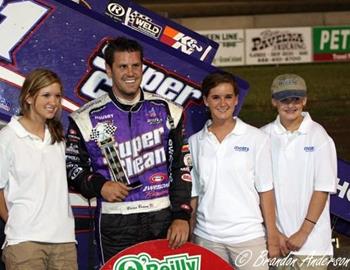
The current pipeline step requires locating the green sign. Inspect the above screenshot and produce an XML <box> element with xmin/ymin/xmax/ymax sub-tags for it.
<box><xmin>313</xmin><ymin>26</ymin><xmax>350</xmax><ymax>53</ymax></box>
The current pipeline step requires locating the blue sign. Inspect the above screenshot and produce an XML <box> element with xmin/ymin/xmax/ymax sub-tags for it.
<box><xmin>331</xmin><ymin>159</ymin><xmax>350</xmax><ymax>223</ymax></box>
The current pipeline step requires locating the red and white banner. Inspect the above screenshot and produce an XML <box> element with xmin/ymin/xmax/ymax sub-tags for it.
<box><xmin>101</xmin><ymin>239</ymin><xmax>234</xmax><ymax>270</ymax></box>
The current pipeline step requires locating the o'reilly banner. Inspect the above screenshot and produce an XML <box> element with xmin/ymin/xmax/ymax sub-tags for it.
<box><xmin>313</xmin><ymin>26</ymin><xmax>350</xmax><ymax>62</ymax></box>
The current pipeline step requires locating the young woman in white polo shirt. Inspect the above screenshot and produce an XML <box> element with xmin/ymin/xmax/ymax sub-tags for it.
<box><xmin>189</xmin><ymin>72</ymin><xmax>280</xmax><ymax>269</ymax></box>
<box><xmin>0</xmin><ymin>69</ymin><xmax>77</xmax><ymax>270</ymax></box>
<box><xmin>261</xmin><ymin>74</ymin><xmax>337</xmax><ymax>270</ymax></box>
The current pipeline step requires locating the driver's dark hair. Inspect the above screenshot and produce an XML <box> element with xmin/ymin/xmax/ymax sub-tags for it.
<box><xmin>104</xmin><ymin>37</ymin><xmax>144</xmax><ymax>67</ymax></box>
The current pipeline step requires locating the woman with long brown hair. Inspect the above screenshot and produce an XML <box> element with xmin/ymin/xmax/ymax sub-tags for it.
<box><xmin>0</xmin><ymin>68</ymin><xmax>77</xmax><ymax>269</ymax></box>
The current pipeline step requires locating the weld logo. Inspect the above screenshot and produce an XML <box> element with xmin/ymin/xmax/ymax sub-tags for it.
<box><xmin>160</xmin><ymin>26</ymin><xmax>203</xmax><ymax>55</ymax></box>
<box><xmin>304</xmin><ymin>146</ymin><xmax>315</xmax><ymax>152</ymax></box>
<box><xmin>126</xmin><ymin>10</ymin><xmax>162</xmax><ymax>39</ymax></box>
<box><xmin>252</xmin><ymin>30</ymin><xmax>306</xmax><ymax>51</ymax></box>
<box><xmin>113</xmin><ymin>253</ymin><xmax>201</xmax><ymax>270</ymax></box>
<box><xmin>234</xmin><ymin>146</ymin><xmax>249</xmax><ymax>152</ymax></box>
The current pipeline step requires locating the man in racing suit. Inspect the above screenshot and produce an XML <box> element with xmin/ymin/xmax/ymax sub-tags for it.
<box><xmin>66</xmin><ymin>37</ymin><xmax>192</xmax><ymax>264</ymax></box>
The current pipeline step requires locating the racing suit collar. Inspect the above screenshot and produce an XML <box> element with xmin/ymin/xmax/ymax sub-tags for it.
<box><xmin>108</xmin><ymin>88</ymin><xmax>144</xmax><ymax>111</ymax></box>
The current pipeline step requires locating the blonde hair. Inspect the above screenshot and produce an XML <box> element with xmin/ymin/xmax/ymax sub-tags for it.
<box><xmin>19</xmin><ymin>68</ymin><xmax>64</xmax><ymax>144</ymax></box>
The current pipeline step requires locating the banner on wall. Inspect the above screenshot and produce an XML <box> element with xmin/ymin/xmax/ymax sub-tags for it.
<box><xmin>245</xmin><ymin>27</ymin><xmax>312</xmax><ymax>65</ymax></box>
<box><xmin>313</xmin><ymin>25</ymin><xmax>350</xmax><ymax>62</ymax></box>
<box><xmin>198</xmin><ymin>29</ymin><xmax>245</xmax><ymax>67</ymax></box>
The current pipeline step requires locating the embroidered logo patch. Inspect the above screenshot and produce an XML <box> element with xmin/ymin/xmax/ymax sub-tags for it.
<box><xmin>304</xmin><ymin>146</ymin><xmax>315</xmax><ymax>152</ymax></box>
<box><xmin>234</xmin><ymin>146</ymin><xmax>249</xmax><ymax>152</ymax></box>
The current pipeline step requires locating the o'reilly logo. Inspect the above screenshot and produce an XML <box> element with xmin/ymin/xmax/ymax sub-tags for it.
<box><xmin>113</xmin><ymin>253</ymin><xmax>201</xmax><ymax>270</ymax></box>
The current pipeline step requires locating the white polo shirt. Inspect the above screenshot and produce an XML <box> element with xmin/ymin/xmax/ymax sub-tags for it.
<box><xmin>0</xmin><ymin>116</ymin><xmax>76</xmax><ymax>246</ymax></box>
<box><xmin>261</xmin><ymin>112</ymin><xmax>337</xmax><ymax>256</ymax></box>
<box><xmin>189</xmin><ymin>118</ymin><xmax>273</xmax><ymax>244</ymax></box>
